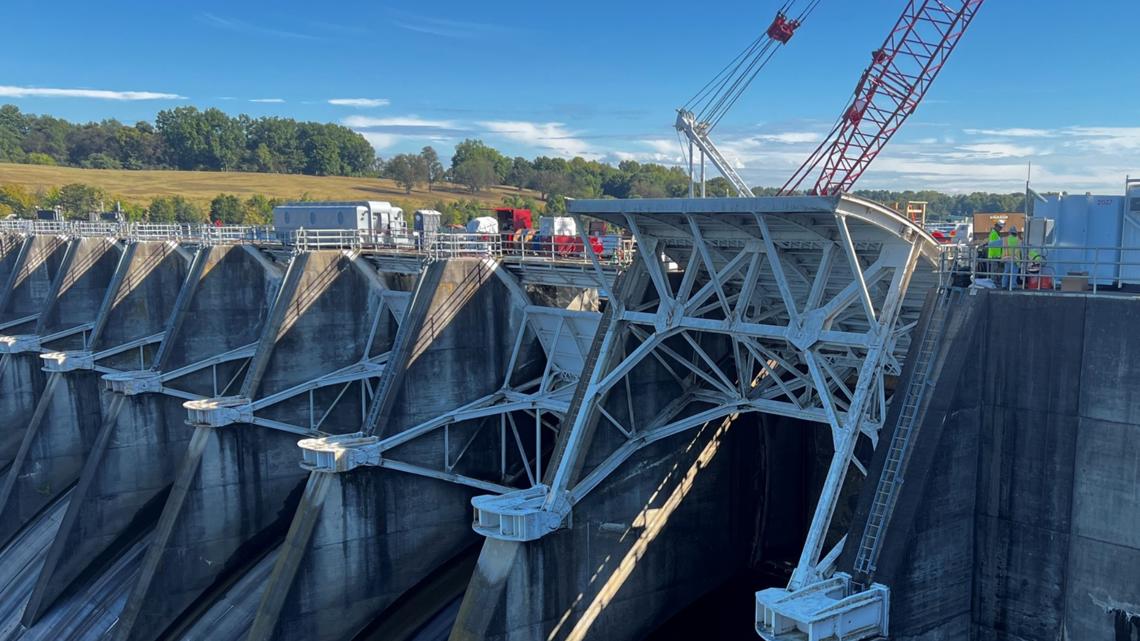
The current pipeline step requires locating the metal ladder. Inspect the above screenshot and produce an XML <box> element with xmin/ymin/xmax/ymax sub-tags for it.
<box><xmin>853</xmin><ymin>287</ymin><xmax>956</xmax><ymax>578</ymax></box>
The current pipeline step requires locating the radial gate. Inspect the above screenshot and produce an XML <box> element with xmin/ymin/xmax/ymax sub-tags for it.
<box><xmin>471</xmin><ymin>195</ymin><xmax>940</xmax><ymax>597</ymax></box>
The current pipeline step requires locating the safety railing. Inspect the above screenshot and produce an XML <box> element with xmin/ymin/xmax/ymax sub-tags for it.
<box><xmin>0</xmin><ymin>220</ymin><xmax>275</xmax><ymax>245</ymax></box>
<box><xmin>939</xmin><ymin>242</ymin><xmax>1140</xmax><ymax>294</ymax></box>
<box><xmin>288</xmin><ymin>229</ymin><xmax>636</xmax><ymax>267</ymax></box>
<box><xmin>1</xmin><ymin>220</ymin><xmax>639</xmax><ymax>267</ymax></box>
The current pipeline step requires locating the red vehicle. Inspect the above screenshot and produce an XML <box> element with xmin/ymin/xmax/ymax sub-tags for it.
<box><xmin>491</xmin><ymin>208</ymin><xmax>534</xmax><ymax>253</ymax></box>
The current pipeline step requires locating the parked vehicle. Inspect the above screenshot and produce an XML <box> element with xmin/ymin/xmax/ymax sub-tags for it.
<box><xmin>273</xmin><ymin>201</ymin><xmax>408</xmax><ymax>244</ymax></box>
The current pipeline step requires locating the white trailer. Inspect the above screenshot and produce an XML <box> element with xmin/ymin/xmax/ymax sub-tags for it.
<box><xmin>273</xmin><ymin>201</ymin><xmax>408</xmax><ymax>241</ymax></box>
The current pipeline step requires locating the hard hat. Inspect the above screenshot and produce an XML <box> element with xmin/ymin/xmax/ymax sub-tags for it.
<box><xmin>994</xmin><ymin>221</ymin><xmax>1004</xmax><ymax>229</ymax></box>
<box><xmin>1009</xmin><ymin>226</ymin><xmax>1018</xmax><ymax>233</ymax></box>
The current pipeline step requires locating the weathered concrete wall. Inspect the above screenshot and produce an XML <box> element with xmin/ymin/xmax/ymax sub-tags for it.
<box><xmin>249</xmin><ymin>258</ymin><xmax>532</xmax><ymax>641</ymax></box>
<box><xmin>0</xmin><ymin>233</ymin><xmax>26</xmax><ymax>300</ymax></box>
<box><xmin>17</xmin><ymin>244</ymin><xmax>279</xmax><ymax>630</ymax></box>
<box><xmin>0</xmin><ymin>238</ymin><xmax>124</xmax><ymax>548</ymax></box>
<box><xmin>845</xmin><ymin>291</ymin><xmax>1140</xmax><ymax>641</ymax></box>
<box><xmin>34</xmin><ymin>237</ymin><xmax>122</xmax><ymax>349</ymax></box>
<box><xmin>116</xmin><ymin>424</ymin><xmax>306</xmax><ymax>641</ymax></box>
<box><xmin>0</xmin><ymin>235</ymin><xmax>68</xmax><ymax>328</ymax></box>
<box><xmin>114</xmin><ymin>250</ymin><xmax>400</xmax><ymax>641</ymax></box>
<box><xmin>0</xmin><ymin>236</ymin><xmax>70</xmax><ymax>471</ymax></box>
<box><xmin>242</xmin><ymin>252</ymin><xmax>400</xmax><ymax>430</ymax></box>
<box><xmin>89</xmin><ymin>242</ymin><xmax>191</xmax><ymax>370</ymax></box>
<box><xmin>5</xmin><ymin>242</ymin><xmax>192</xmax><ymax>624</ymax></box>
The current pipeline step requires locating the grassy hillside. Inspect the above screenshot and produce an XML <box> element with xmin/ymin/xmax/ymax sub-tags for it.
<box><xmin>0</xmin><ymin>163</ymin><xmax>538</xmax><ymax>210</ymax></box>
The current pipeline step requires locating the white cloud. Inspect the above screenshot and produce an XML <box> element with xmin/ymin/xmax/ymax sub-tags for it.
<box><xmin>478</xmin><ymin>121</ymin><xmax>595</xmax><ymax>159</ymax></box>
<box><xmin>947</xmin><ymin>143</ymin><xmax>1039</xmax><ymax>159</ymax></box>
<box><xmin>964</xmin><ymin>127</ymin><xmax>1056</xmax><ymax>138</ymax></box>
<box><xmin>250</xmin><ymin>98</ymin><xmax>285</xmax><ymax>103</ymax></box>
<box><xmin>199</xmin><ymin>13</ymin><xmax>319</xmax><ymax>41</ymax></box>
<box><xmin>328</xmin><ymin>98</ymin><xmax>390</xmax><ymax>108</ymax></box>
<box><xmin>1063</xmin><ymin>127</ymin><xmax>1140</xmax><ymax>152</ymax></box>
<box><xmin>360</xmin><ymin>132</ymin><xmax>400</xmax><ymax>151</ymax></box>
<box><xmin>343</xmin><ymin>115</ymin><xmax>458</xmax><ymax>129</ymax></box>
<box><xmin>389</xmin><ymin>10</ymin><xmax>510</xmax><ymax>40</ymax></box>
<box><xmin>756</xmin><ymin>132</ymin><xmax>823</xmax><ymax>145</ymax></box>
<box><xmin>0</xmin><ymin>85</ymin><xmax>185</xmax><ymax>101</ymax></box>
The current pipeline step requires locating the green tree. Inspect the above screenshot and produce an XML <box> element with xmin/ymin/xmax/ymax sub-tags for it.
<box><xmin>82</xmin><ymin>153</ymin><xmax>122</xmax><ymax>169</ymax></box>
<box><xmin>385</xmin><ymin>153</ymin><xmax>429</xmax><ymax>193</ymax></box>
<box><xmin>243</xmin><ymin>194</ymin><xmax>278</xmax><ymax>225</ymax></box>
<box><xmin>453</xmin><ymin>159</ymin><xmax>498</xmax><ymax>193</ymax></box>
<box><xmin>528</xmin><ymin>170</ymin><xmax>570</xmax><ymax>201</ymax></box>
<box><xmin>210</xmin><ymin>194</ymin><xmax>244</xmax><ymax>224</ymax></box>
<box><xmin>148</xmin><ymin>195</ymin><xmax>205</xmax><ymax>223</ymax></box>
<box><xmin>156</xmin><ymin>107</ymin><xmax>208</xmax><ymax>170</ymax></box>
<box><xmin>451</xmin><ymin>139</ymin><xmax>510</xmax><ymax>182</ymax></box>
<box><xmin>0</xmin><ymin>184</ymin><xmax>35</xmax><ymax>218</ymax></box>
<box><xmin>421</xmin><ymin>146</ymin><xmax>445</xmax><ymax>191</ymax></box>
<box><xmin>21</xmin><ymin>114</ymin><xmax>70</xmax><ymax>161</ymax></box>
<box><xmin>54</xmin><ymin>183</ymin><xmax>105</xmax><ymax>219</ymax></box>
<box><xmin>25</xmin><ymin>153</ymin><xmax>57</xmax><ymax>166</ymax></box>
<box><xmin>507</xmin><ymin>157</ymin><xmax>535</xmax><ymax>192</ymax></box>
<box><xmin>0</xmin><ymin>105</ymin><xmax>27</xmax><ymax>163</ymax></box>
<box><xmin>202</xmin><ymin>108</ymin><xmax>245</xmax><ymax>171</ymax></box>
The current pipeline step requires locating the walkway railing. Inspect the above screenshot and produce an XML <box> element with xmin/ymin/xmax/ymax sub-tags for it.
<box><xmin>0</xmin><ymin>220</ymin><xmax>635</xmax><ymax>266</ymax></box>
<box><xmin>939</xmin><ymin>242</ymin><xmax>1140</xmax><ymax>293</ymax></box>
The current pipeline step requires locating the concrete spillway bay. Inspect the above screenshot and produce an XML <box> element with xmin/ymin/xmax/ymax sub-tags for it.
<box><xmin>0</xmin><ymin>222</ymin><xmax>1137</xmax><ymax>641</ymax></box>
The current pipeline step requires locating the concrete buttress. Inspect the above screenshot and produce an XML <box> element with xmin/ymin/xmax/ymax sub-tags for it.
<box><xmin>113</xmin><ymin>250</ymin><xmax>406</xmax><ymax>641</ymax></box>
<box><xmin>0</xmin><ymin>237</ymin><xmax>124</xmax><ymax>548</ymax></box>
<box><xmin>248</xmin><ymin>257</ymin><xmax>531</xmax><ymax>641</ymax></box>
<box><xmin>21</xmin><ymin>241</ymin><xmax>193</xmax><ymax>623</ymax></box>
<box><xmin>0</xmin><ymin>235</ymin><xmax>69</xmax><ymax>472</ymax></box>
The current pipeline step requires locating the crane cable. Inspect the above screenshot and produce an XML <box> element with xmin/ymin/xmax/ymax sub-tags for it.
<box><xmin>682</xmin><ymin>0</ymin><xmax>822</xmax><ymax>134</ymax></box>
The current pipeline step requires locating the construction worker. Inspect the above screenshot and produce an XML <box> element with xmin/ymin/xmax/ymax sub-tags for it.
<box><xmin>986</xmin><ymin>221</ymin><xmax>1004</xmax><ymax>280</ymax></box>
<box><xmin>1002</xmin><ymin>226</ymin><xmax>1023</xmax><ymax>289</ymax></box>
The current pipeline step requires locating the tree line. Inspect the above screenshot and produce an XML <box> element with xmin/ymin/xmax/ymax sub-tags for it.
<box><xmin>0</xmin><ymin>104</ymin><xmax>376</xmax><ymax>176</ymax></box>
<box><xmin>383</xmin><ymin>139</ymin><xmax>695</xmax><ymax>214</ymax></box>
<box><xmin>0</xmin><ymin>182</ymin><xmax>280</xmax><ymax>224</ymax></box>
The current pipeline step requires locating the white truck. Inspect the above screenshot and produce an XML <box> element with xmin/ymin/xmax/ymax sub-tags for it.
<box><xmin>273</xmin><ymin>201</ymin><xmax>409</xmax><ymax>244</ymax></box>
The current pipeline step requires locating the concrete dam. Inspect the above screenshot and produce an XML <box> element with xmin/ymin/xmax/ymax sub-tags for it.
<box><xmin>0</xmin><ymin>195</ymin><xmax>1136</xmax><ymax>641</ymax></box>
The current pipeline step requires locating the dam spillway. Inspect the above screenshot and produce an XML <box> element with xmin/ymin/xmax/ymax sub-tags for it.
<box><xmin>0</xmin><ymin>196</ymin><xmax>1136</xmax><ymax>641</ymax></box>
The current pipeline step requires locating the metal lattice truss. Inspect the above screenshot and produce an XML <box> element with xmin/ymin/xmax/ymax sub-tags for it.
<box><xmin>180</xmin><ymin>287</ymin><xmax>409</xmax><ymax>438</ymax></box>
<box><xmin>471</xmin><ymin>195</ymin><xmax>939</xmax><ymax>586</ymax></box>
<box><xmin>300</xmin><ymin>304</ymin><xmax>603</xmax><ymax>496</ymax></box>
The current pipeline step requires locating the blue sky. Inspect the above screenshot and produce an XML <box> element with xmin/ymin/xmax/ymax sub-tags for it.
<box><xmin>2</xmin><ymin>0</ymin><xmax>1139</xmax><ymax>193</ymax></box>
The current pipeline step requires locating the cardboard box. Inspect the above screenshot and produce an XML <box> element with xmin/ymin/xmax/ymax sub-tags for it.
<box><xmin>1061</xmin><ymin>272</ymin><xmax>1089</xmax><ymax>292</ymax></box>
<box><xmin>973</xmin><ymin>213</ymin><xmax>1027</xmax><ymax>243</ymax></box>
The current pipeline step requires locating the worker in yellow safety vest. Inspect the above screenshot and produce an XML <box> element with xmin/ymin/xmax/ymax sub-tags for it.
<box><xmin>986</xmin><ymin>222</ymin><xmax>1004</xmax><ymax>279</ymax></box>
<box><xmin>1001</xmin><ymin>226</ymin><xmax>1023</xmax><ymax>289</ymax></box>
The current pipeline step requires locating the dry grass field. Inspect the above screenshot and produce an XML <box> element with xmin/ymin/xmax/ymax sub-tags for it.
<box><xmin>0</xmin><ymin>162</ymin><xmax>538</xmax><ymax>210</ymax></box>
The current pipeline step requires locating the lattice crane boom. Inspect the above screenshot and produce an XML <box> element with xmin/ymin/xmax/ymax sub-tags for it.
<box><xmin>782</xmin><ymin>0</ymin><xmax>986</xmax><ymax>196</ymax></box>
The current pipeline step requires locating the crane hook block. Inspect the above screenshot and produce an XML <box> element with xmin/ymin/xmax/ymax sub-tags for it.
<box><xmin>766</xmin><ymin>13</ymin><xmax>800</xmax><ymax>44</ymax></box>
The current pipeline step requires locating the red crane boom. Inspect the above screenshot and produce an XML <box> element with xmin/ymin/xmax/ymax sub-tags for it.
<box><xmin>781</xmin><ymin>0</ymin><xmax>985</xmax><ymax>196</ymax></box>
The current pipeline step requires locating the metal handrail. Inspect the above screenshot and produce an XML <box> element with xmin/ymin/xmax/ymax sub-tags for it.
<box><xmin>938</xmin><ymin>241</ymin><xmax>1140</xmax><ymax>293</ymax></box>
<box><xmin>0</xmin><ymin>220</ymin><xmax>636</xmax><ymax>267</ymax></box>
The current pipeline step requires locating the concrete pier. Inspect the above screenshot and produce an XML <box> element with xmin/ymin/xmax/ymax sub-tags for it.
<box><xmin>0</xmin><ymin>237</ymin><xmax>124</xmax><ymax>548</ymax></box>
<box><xmin>248</xmin><ymin>258</ymin><xmax>540</xmax><ymax>641</ymax></box>
<box><xmin>20</xmin><ymin>241</ymin><xmax>192</xmax><ymax>624</ymax></box>
<box><xmin>0</xmin><ymin>235</ymin><xmax>69</xmax><ymax>472</ymax></box>
<box><xmin>114</xmin><ymin>250</ymin><xmax>408</xmax><ymax>641</ymax></box>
